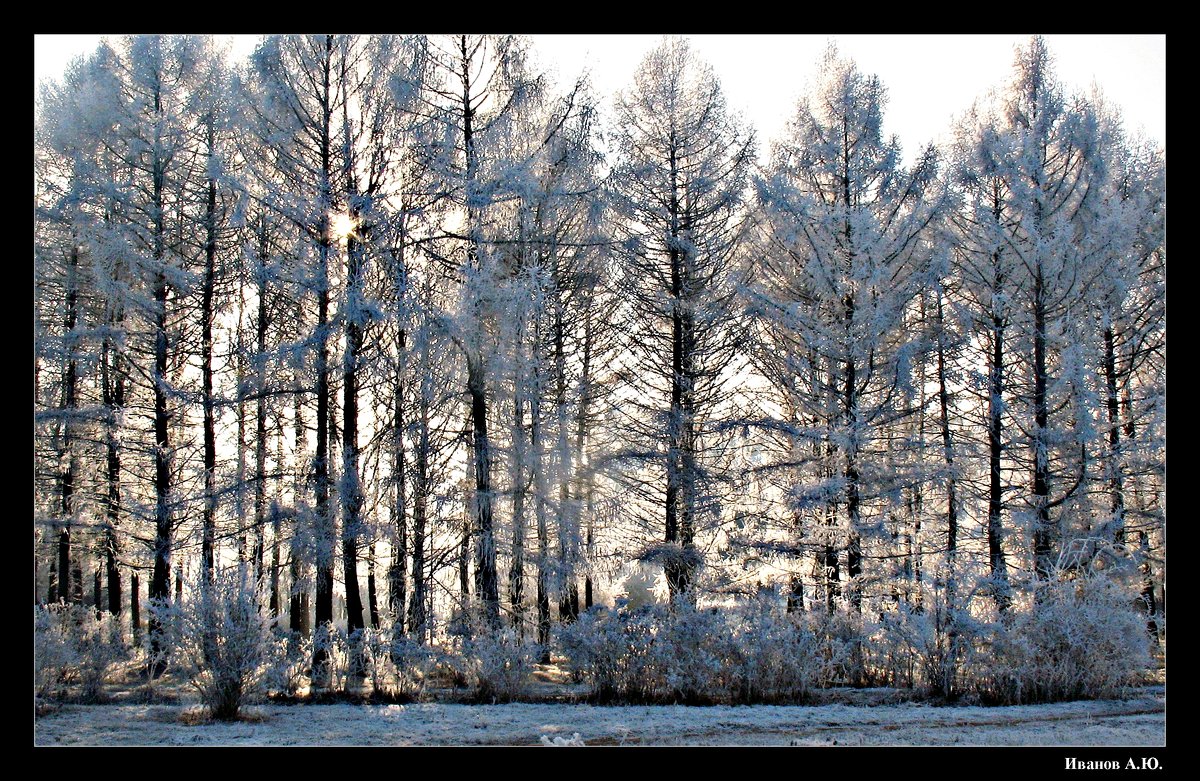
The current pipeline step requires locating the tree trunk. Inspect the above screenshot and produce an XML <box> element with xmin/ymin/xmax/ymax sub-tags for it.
<box><xmin>1031</xmin><ymin>263</ymin><xmax>1054</xmax><ymax>584</ymax></box>
<box><xmin>509</xmin><ymin>349</ymin><xmax>527</xmax><ymax>635</ymax></box>
<box><xmin>201</xmin><ymin>157</ymin><xmax>218</xmax><ymax>583</ymax></box>
<box><xmin>1102</xmin><ymin>323</ymin><xmax>1125</xmax><ymax>542</ymax></box>
<box><xmin>254</xmin><ymin>220</ymin><xmax>270</xmax><ymax>595</ymax></box>
<box><xmin>290</xmin><ymin>298</ymin><xmax>309</xmax><ymax>636</ymax></box>
<box><xmin>58</xmin><ymin>244</ymin><xmax>79</xmax><ymax>606</ymax></box>
<box><xmin>311</xmin><ymin>38</ymin><xmax>336</xmax><ymax>683</ymax></box>
<box><xmin>406</xmin><ymin>330</ymin><xmax>431</xmax><ymax>641</ymax></box>
<box><xmin>130</xmin><ymin>573</ymin><xmax>140</xmax><ymax>646</ymax></box>
<box><xmin>102</xmin><ymin>327</ymin><xmax>124</xmax><ymax>616</ymax></box>
<box><xmin>149</xmin><ymin>108</ymin><xmax>172</xmax><ymax>675</ymax></box>
<box><xmin>986</xmin><ymin>202</ymin><xmax>1012</xmax><ymax>613</ymax></box>
<box><xmin>935</xmin><ymin>286</ymin><xmax>959</xmax><ymax>606</ymax></box>
<box><xmin>388</xmin><ymin>264</ymin><xmax>408</xmax><ymax>632</ymax></box>
<box><xmin>555</xmin><ymin>301</ymin><xmax>579</xmax><ymax>622</ymax></box>
<box><xmin>533</xmin><ymin>391</ymin><xmax>552</xmax><ymax>660</ymax></box>
<box><xmin>458</xmin><ymin>35</ymin><xmax>499</xmax><ymax>629</ymax></box>
<box><xmin>367</xmin><ymin>541</ymin><xmax>379</xmax><ymax>629</ymax></box>
<box><xmin>341</xmin><ymin>229</ymin><xmax>366</xmax><ymax>656</ymax></box>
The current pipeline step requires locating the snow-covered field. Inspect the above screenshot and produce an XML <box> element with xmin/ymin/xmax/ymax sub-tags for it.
<box><xmin>35</xmin><ymin>687</ymin><xmax>1164</xmax><ymax>746</ymax></box>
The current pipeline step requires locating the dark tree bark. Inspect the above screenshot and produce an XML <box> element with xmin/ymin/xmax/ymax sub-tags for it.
<box><xmin>406</xmin><ymin>321</ymin><xmax>431</xmax><ymax>641</ymax></box>
<box><xmin>201</xmin><ymin>135</ymin><xmax>218</xmax><ymax>582</ymax></box>
<box><xmin>254</xmin><ymin>222</ymin><xmax>270</xmax><ymax>594</ymax></box>
<box><xmin>341</xmin><ymin>225</ymin><xmax>366</xmax><ymax>645</ymax></box>
<box><xmin>57</xmin><ymin>244</ymin><xmax>79</xmax><ymax>606</ymax></box>
<box><xmin>934</xmin><ymin>286</ymin><xmax>959</xmax><ymax>599</ymax></box>
<box><xmin>311</xmin><ymin>35</ymin><xmax>337</xmax><ymax>683</ymax></box>
<box><xmin>1031</xmin><ymin>258</ymin><xmax>1054</xmax><ymax>583</ymax></box>
<box><xmin>1102</xmin><ymin>324</ymin><xmax>1125</xmax><ymax>542</ymax></box>
<box><xmin>290</xmin><ymin>298</ymin><xmax>309</xmax><ymax>636</ymax></box>
<box><xmin>984</xmin><ymin>189</ymin><xmax>1013</xmax><ymax>613</ymax></box>
<box><xmin>509</xmin><ymin>340</ymin><xmax>528</xmax><ymax>635</ymax></box>
<box><xmin>387</xmin><ymin>247</ymin><xmax>408</xmax><ymax>632</ymax></box>
<box><xmin>101</xmin><ymin>322</ymin><xmax>124</xmax><ymax>617</ymax></box>
<box><xmin>367</xmin><ymin>541</ymin><xmax>379</xmax><ymax>629</ymax></box>
<box><xmin>149</xmin><ymin>85</ymin><xmax>173</xmax><ymax>675</ymax></box>
<box><xmin>455</xmin><ymin>35</ymin><xmax>500</xmax><ymax>628</ymax></box>
<box><xmin>130</xmin><ymin>572</ymin><xmax>140</xmax><ymax>645</ymax></box>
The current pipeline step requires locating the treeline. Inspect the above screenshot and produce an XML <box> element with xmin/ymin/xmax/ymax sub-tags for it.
<box><xmin>34</xmin><ymin>35</ymin><xmax>1164</xmax><ymax>686</ymax></box>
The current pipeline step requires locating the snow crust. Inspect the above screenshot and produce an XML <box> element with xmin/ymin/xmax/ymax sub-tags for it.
<box><xmin>35</xmin><ymin>687</ymin><xmax>1164</xmax><ymax>746</ymax></box>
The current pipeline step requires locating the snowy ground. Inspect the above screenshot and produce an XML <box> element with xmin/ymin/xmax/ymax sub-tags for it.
<box><xmin>35</xmin><ymin>687</ymin><xmax>1164</xmax><ymax>746</ymax></box>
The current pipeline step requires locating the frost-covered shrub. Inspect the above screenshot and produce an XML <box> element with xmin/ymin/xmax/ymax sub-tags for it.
<box><xmin>263</xmin><ymin>629</ymin><xmax>310</xmax><ymax>697</ymax></box>
<box><xmin>658</xmin><ymin>604</ymin><xmax>741</xmax><ymax>703</ymax></box>
<box><xmin>310</xmin><ymin>622</ymin><xmax>360</xmax><ymax>692</ymax></box>
<box><xmin>559</xmin><ymin>606</ymin><xmax>627</xmax><ymax>700</ymax></box>
<box><xmin>75</xmin><ymin>611</ymin><xmax>126</xmax><ymax>701</ymax></box>
<box><xmin>460</xmin><ymin>627</ymin><xmax>538</xmax><ymax>702</ymax></box>
<box><xmin>358</xmin><ymin>627</ymin><xmax>392</xmax><ymax>695</ymax></box>
<box><xmin>563</xmin><ymin>600</ymin><xmax>836</xmax><ymax>704</ymax></box>
<box><xmin>34</xmin><ymin>605</ymin><xmax>127</xmax><ymax>702</ymax></box>
<box><xmin>444</xmin><ymin>606</ymin><xmax>540</xmax><ymax>701</ymax></box>
<box><xmin>732</xmin><ymin>599</ymin><xmax>824</xmax><ymax>702</ymax></box>
<box><xmin>561</xmin><ymin>604</ymin><xmax>676</xmax><ymax>702</ymax></box>
<box><xmin>168</xmin><ymin>570</ymin><xmax>275</xmax><ymax>719</ymax></box>
<box><xmin>969</xmin><ymin>575</ymin><xmax>1152</xmax><ymax>704</ymax></box>
<box><xmin>807</xmin><ymin>608</ymin><xmax>867</xmax><ymax>687</ymax></box>
<box><xmin>35</xmin><ymin>605</ymin><xmax>80</xmax><ymax>700</ymax></box>
<box><xmin>388</xmin><ymin>634</ymin><xmax>439</xmax><ymax>700</ymax></box>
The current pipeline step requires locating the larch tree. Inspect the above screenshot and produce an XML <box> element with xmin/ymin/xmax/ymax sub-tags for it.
<box><xmin>109</xmin><ymin>35</ymin><xmax>206</xmax><ymax>673</ymax></box>
<box><xmin>750</xmin><ymin>45</ymin><xmax>945</xmax><ymax>614</ymax></box>
<box><xmin>963</xmin><ymin>38</ymin><xmax>1111</xmax><ymax>589</ymax></box>
<box><xmin>242</xmin><ymin>34</ymin><xmax>348</xmax><ymax>681</ymax></box>
<box><xmin>610</xmin><ymin>37</ymin><xmax>755</xmax><ymax>602</ymax></box>
<box><xmin>415</xmin><ymin>34</ymin><xmax>552</xmax><ymax>628</ymax></box>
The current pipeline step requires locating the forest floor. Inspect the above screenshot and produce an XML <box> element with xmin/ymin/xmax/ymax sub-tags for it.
<box><xmin>34</xmin><ymin>666</ymin><xmax>1165</xmax><ymax>747</ymax></box>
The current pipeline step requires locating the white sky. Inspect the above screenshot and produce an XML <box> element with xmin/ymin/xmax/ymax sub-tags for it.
<box><xmin>34</xmin><ymin>34</ymin><xmax>1165</xmax><ymax>166</ymax></box>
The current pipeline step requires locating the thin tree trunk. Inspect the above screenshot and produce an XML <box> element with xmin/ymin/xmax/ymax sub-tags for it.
<box><xmin>131</xmin><ymin>573</ymin><xmax>140</xmax><ymax>646</ymax></box>
<box><xmin>554</xmin><ymin>301</ymin><xmax>579</xmax><ymax>622</ymax></box>
<box><xmin>387</xmin><ymin>258</ymin><xmax>408</xmax><ymax>632</ymax></box>
<box><xmin>341</xmin><ymin>230</ymin><xmax>366</xmax><ymax>651</ymax></box>
<box><xmin>201</xmin><ymin>151</ymin><xmax>218</xmax><ymax>583</ymax></box>
<box><xmin>533</xmin><ymin>386</ymin><xmax>551</xmax><ymax>661</ymax></box>
<box><xmin>406</xmin><ymin>323</ymin><xmax>431</xmax><ymax>641</ymax></box>
<box><xmin>311</xmin><ymin>35</ymin><xmax>336</xmax><ymax>683</ymax></box>
<box><xmin>290</xmin><ymin>297</ymin><xmax>309</xmax><ymax>636</ymax></box>
<box><xmin>1102</xmin><ymin>322</ymin><xmax>1126</xmax><ymax>542</ymax></box>
<box><xmin>509</xmin><ymin>343</ymin><xmax>528</xmax><ymax>635</ymax></box>
<box><xmin>367</xmin><ymin>541</ymin><xmax>379</xmax><ymax>629</ymax></box>
<box><xmin>58</xmin><ymin>244</ymin><xmax>79</xmax><ymax>606</ymax></box>
<box><xmin>935</xmin><ymin>285</ymin><xmax>959</xmax><ymax>602</ymax></box>
<box><xmin>254</xmin><ymin>221</ymin><xmax>270</xmax><ymax>595</ymax></box>
<box><xmin>102</xmin><ymin>329</ymin><xmax>124</xmax><ymax>616</ymax></box>
<box><xmin>1031</xmin><ymin>259</ymin><xmax>1056</xmax><ymax>587</ymax></box>
<box><xmin>149</xmin><ymin>90</ymin><xmax>172</xmax><ymax>675</ymax></box>
<box><xmin>986</xmin><ymin>192</ymin><xmax>1012</xmax><ymax>613</ymax></box>
<box><xmin>458</xmin><ymin>35</ymin><xmax>499</xmax><ymax>629</ymax></box>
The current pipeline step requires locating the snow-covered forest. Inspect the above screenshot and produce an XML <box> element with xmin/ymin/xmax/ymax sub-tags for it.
<box><xmin>33</xmin><ymin>34</ymin><xmax>1164</xmax><ymax>737</ymax></box>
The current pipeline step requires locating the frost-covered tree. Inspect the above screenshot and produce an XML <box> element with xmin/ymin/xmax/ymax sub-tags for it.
<box><xmin>956</xmin><ymin>38</ymin><xmax>1114</xmax><ymax>589</ymax></box>
<box><xmin>610</xmin><ymin>37</ymin><xmax>755</xmax><ymax>602</ymax></box>
<box><xmin>749</xmin><ymin>44</ymin><xmax>946</xmax><ymax>612</ymax></box>
<box><xmin>241</xmin><ymin>34</ymin><xmax>351</xmax><ymax>679</ymax></box>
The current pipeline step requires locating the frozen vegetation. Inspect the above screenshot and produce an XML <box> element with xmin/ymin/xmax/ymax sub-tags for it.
<box><xmin>35</xmin><ymin>33</ymin><xmax>1165</xmax><ymax>746</ymax></box>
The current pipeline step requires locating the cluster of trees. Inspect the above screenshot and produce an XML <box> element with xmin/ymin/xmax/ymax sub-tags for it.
<box><xmin>34</xmin><ymin>35</ymin><xmax>1164</xmax><ymax>680</ymax></box>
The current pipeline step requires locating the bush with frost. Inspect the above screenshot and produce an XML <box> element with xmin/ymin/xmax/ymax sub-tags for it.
<box><xmin>167</xmin><ymin>569</ymin><xmax>274</xmax><ymax>719</ymax></box>
<box><xmin>445</xmin><ymin>606</ymin><xmax>539</xmax><ymax>701</ymax></box>
<box><xmin>968</xmin><ymin>574</ymin><xmax>1152</xmax><ymax>704</ymax></box>
<box><xmin>34</xmin><ymin>605</ymin><xmax>126</xmax><ymax>702</ymax></box>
